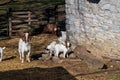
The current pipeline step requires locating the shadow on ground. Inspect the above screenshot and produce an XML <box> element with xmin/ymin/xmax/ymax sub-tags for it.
<box><xmin>0</xmin><ymin>67</ymin><xmax>77</xmax><ymax>80</ymax></box>
<box><xmin>3</xmin><ymin>56</ymin><xmax>16</xmax><ymax>61</ymax></box>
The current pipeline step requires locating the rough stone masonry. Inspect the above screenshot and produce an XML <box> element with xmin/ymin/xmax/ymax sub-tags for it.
<box><xmin>65</xmin><ymin>0</ymin><xmax>120</xmax><ymax>59</ymax></box>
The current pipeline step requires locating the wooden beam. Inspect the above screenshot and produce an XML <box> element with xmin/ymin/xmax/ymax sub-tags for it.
<box><xmin>28</xmin><ymin>11</ymin><xmax>31</xmax><ymax>25</ymax></box>
<box><xmin>9</xmin><ymin>17</ymin><xmax>12</xmax><ymax>37</ymax></box>
<box><xmin>12</xmin><ymin>11</ymin><xmax>30</xmax><ymax>15</ymax></box>
<box><xmin>11</xmin><ymin>19</ymin><xmax>38</xmax><ymax>23</ymax></box>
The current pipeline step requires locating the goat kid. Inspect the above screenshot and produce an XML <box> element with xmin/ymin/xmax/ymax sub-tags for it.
<box><xmin>18</xmin><ymin>32</ymin><xmax>31</xmax><ymax>63</ymax></box>
<box><xmin>45</xmin><ymin>41</ymin><xmax>69</xmax><ymax>58</ymax></box>
<box><xmin>0</xmin><ymin>47</ymin><xmax>6</xmax><ymax>62</ymax></box>
<box><xmin>45</xmin><ymin>41</ymin><xmax>56</xmax><ymax>57</ymax></box>
<box><xmin>54</xmin><ymin>43</ymin><xmax>68</xmax><ymax>58</ymax></box>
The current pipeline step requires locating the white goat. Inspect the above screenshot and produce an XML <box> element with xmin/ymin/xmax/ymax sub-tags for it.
<box><xmin>0</xmin><ymin>47</ymin><xmax>5</xmax><ymax>62</ymax></box>
<box><xmin>45</xmin><ymin>41</ymin><xmax>56</xmax><ymax>57</ymax></box>
<box><xmin>45</xmin><ymin>41</ymin><xmax>69</xmax><ymax>58</ymax></box>
<box><xmin>54</xmin><ymin>43</ymin><xmax>68</xmax><ymax>58</ymax></box>
<box><xmin>18</xmin><ymin>32</ymin><xmax>31</xmax><ymax>63</ymax></box>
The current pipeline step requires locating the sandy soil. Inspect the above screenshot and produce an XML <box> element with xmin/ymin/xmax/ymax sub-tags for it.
<box><xmin>0</xmin><ymin>34</ymin><xmax>120</xmax><ymax>80</ymax></box>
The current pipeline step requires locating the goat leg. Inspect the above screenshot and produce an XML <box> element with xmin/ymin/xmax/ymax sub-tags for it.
<box><xmin>21</xmin><ymin>52</ymin><xmax>24</xmax><ymax>63</ymax></box>
<box><xmin>19</xmin><ymin>52</ymin><xmax>22</xmax><ymax>60</ymax></box>
<box><xmin>27</xmin><ymin>51</ymin><xmax>30</xmax><ymax>62</ymax></box>
<box><xmin>0</xmin><ymin>53</ymin><xmax>2</xmax><ymax>62</ymax></box>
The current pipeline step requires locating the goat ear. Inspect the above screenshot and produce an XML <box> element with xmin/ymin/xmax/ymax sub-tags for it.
<box><xmin>2</xmin><ymin>47</ymin><xmax>6</xmax><ymax>49</ymax></box>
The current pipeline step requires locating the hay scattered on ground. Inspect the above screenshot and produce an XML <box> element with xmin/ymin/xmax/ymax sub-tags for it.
<box><xmin>0</xmin><ymin>33</ymin><xmax>120</xmax><ymax>80</ymax></box>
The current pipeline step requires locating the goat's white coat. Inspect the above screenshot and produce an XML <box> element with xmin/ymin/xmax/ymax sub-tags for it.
<box><xmin>46</xmin><ymin>41</ymin><xmax>69</xmax><ymax>58</ymax></box>
<box><xmin>18</xmin><ymin>32</ymin><xmax>31</xmax><ymax>63</ymax></box>
<box><xmin>46</xmin><ymin>41</ymin><xmax>56</xmax><ymax>56</ymax></box>
<box><xmin>54</xmin><ymin>43</ymin><xmax>68</xmax><ymax>58</ymax></box>
<box><xmin>0</xmin><ymin>47</ymin><xmax>5</xmax><ymax>62</ymax></box>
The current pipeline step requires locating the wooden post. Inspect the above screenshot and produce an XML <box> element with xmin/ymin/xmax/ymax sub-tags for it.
<box><xmin>9</xmin><ymin>17</ymin><xmax>12</xmax><ymax>37</ymax></box>
<box><xmin>28</xmin><ymin>11</ymin><xmax>31</xmax><ymax>25</ymax></box>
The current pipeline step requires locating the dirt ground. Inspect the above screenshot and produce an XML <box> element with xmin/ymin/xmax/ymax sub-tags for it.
<box><xmin>0</xmin><ymin>34</ymin><xmax>120</xmax><ymax>80</ymax></box>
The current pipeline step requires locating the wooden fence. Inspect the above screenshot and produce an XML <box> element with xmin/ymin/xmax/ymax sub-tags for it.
<box><xmin>0</xmin><ymin>9</ymin><xmax>9</xmax><ymax>39</ymax></box>
<box><xmin>0</xmin><ymin>4</ymin><xmax>65</xmax><ymax>38</ymax></box>
<box><xmin>9</xmin><ymin>10</ymin><xmax>40</xmax><ymax>37</ymax></box>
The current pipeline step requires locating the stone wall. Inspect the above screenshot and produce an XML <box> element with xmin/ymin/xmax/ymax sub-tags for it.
<box><xmin>65</xmin><ymin>0</ymin><xmax>120</xmax><ymax>59</ymax></box>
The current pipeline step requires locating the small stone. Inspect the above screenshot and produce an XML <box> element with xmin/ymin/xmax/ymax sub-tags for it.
<box><xmin>68</xmin><ymin>53</ymin><xmax>76</xmax><ymax>59</ymax></box>
<box><xmin>52</xmin><ymin>56</ymin><xmax>60</xmax><ymax>62</ymax></box>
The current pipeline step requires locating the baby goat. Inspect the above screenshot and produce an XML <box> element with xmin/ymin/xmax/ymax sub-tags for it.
<box><xmin>18</xmin><ymin>32</ymin><xmax>31</xmax><ymax>63</ymax></box>
<box><xmin>45</xmin><ymin>41</ymin><xmax>69</xmax><ymax>58</ymax></box>
<box><xmin>0</xmin><ymin>47</ymin><xmax>5</xmax><ymax>62</ymax></box>
<box><xmin>54</xmin><ymin>43</ymin><xmax>69</xmax><ymax>58</ymax></box>
<box><xmin>45</xmin><ymin>41</ymin><xmax>56</xmax><ymax>57</ymax></box>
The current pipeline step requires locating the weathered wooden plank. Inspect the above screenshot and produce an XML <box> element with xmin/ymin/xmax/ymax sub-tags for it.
<box><xmin>0</xmin><ymin>28</ymin><xmax>8</xmax><ymax>31</ymax></box>
<box><xmin>9</xmin><ymin>18</ymin><xmax>12</xmax><ymax>37</ymax></box>
<box><xmin>12</xmin><ymin>26</ymin><xmax>29</xmax><ymax>29</ymax></box>
<box><xmin>12</xmin><ymin>11</ymin><xmax>30</xmax><ymax>15</ymax></box>
<box><xmin>0</xmin><ymin>30</ymin><xmax>7</xmax><ymax>33</ymax></box>
<box><xmin>12</xmin><ymin>15</ymin><xmax>36</xmax><ymax>18</ymax></box>
<box><xmin>11</xmin><ymin>19</ymin><xmax>38</xmax><ymax>23</ymax></box>
<box><xmin>11</xmin><ymin>29</ymin><xmax>26</xmax><ymax>33</ymax></box>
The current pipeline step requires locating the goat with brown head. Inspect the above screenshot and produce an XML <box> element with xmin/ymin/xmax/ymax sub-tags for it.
<box><xmin>43</xmin><ymin>23</ymin><xmax>60</xmax><ymax>36</ymax></box>
<box><xmin>18</xmin><ymin>32</ymin><xmax>31</xmax><ymax>63</ymax></box>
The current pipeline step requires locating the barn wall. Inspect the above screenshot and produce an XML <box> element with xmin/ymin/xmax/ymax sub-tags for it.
<box><xmin>65</xmin><ymin>0</ymin><xmax>120</xmax><ymax>58</ymax></box>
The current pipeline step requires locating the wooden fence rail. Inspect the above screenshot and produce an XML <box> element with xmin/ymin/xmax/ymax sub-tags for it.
<box><xmin>0</xmin><ymin>12</ymin><xmax>9</xmax><ymax>38</ymax></box>
<box><xmin>9</xmin><ymin>10</ymin><xmax>39</xmax><ymax>37</ymax></box>
<box><xmin>8</xmin><ymin>5</ymin><xmax>65</xmax><ymax>37</ymax></box>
